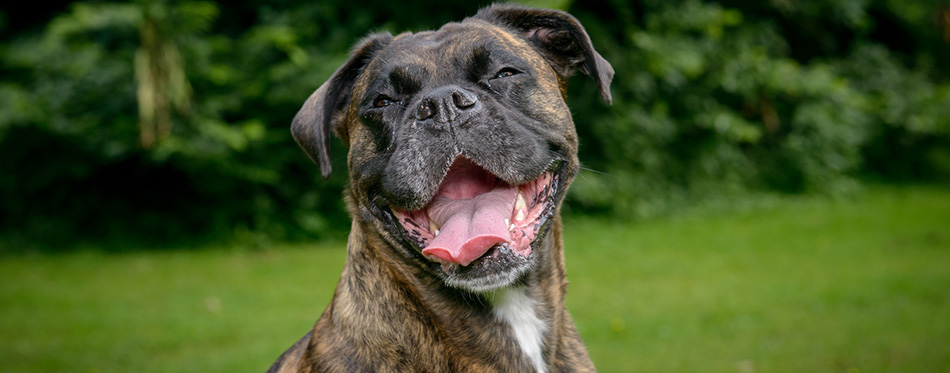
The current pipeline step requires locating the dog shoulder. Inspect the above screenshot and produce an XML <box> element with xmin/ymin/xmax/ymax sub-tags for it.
<box><xmin>266</xmin><ymin>330</ymin><xmax>311</xmax><ymax>373</ymax></box>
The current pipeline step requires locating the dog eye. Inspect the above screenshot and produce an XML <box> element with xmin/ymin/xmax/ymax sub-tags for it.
<box><xmin>373</xmin><ymin>95</ymin><xmax>396</xmax><ymax>108</ymax></box>
<box><xmin>493</xmin><ymin>68</ymin><xmax>520</xmax><ymax>79</ymax></box>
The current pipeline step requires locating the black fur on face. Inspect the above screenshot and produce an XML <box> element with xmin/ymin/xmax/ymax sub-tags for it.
<box><xmin>291</xmin><ymin>5</ymin><xmax>613</xmax><ymax>291</ymax></box>
<box><xmin>352</xmin><ymin>27</ymin><xmax>575</xmax><ymax>210</ymax></box>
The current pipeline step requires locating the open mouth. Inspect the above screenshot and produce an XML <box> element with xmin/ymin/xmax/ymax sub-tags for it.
<box><xmin>392</xmin><ymin>157</ymin><xmax>559</xmax><ymax>274</ymax></box>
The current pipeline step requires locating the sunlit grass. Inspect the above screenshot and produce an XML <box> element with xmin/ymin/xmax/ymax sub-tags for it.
<box><xmin>1</xmin><ymin>185</ymin><xmax>948</xmax><ymax>372</ymax></box>
<box><xmin>565</xmin><ymin>185</ymin><xmax>950</xmax><ymax>372</ymax></box>
<box><xmin>0</xmin><ymin>246</ymin><xmax>346</xmax><ymax>372</ymax></box>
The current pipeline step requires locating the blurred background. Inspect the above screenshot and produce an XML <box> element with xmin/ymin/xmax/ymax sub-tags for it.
<box><xmin>1</xmin><ymin>0</ymin><xmax>948</xmax><ymax>371</ymax></box>
<box><xmin>1</xmin><ymin>0</ymin><xmax>948</xmax><ymax>249</ymax></box>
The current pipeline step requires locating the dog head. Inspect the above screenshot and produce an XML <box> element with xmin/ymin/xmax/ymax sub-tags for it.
<box><xmin>292</xmin><ymin>4</ymin><xmax>612</xmax><ymax>292</ymax></box>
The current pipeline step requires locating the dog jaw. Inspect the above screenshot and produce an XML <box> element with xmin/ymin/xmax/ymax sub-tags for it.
<box><xmin>390</xmin><ymin>157</ymin><xmax>561</xmax><ymax>291</ymax></box>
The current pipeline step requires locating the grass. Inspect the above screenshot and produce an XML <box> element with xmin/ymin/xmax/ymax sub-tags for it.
<box><xmin>1</xmin><ymin>185</ymin><xmax>948</xmax><ymax>372</ymax></box>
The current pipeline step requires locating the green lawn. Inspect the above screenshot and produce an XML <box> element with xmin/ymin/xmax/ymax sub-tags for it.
<box><xmin>2</xmin><ymin>185</ymin><xmax>948</xmax><ymax>372</ymax></box>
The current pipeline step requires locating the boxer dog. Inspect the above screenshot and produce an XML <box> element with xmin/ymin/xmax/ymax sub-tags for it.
<box><xmin>269</xmin><ymin>4</ymin><xmax>612</xmax><ymax>372</ymax></box>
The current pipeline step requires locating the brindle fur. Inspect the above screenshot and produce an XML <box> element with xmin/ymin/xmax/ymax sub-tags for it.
<box><xmin>270</xmin><ymin>4</ymin><xmax>612</xmax><ymax>372</ymax></box>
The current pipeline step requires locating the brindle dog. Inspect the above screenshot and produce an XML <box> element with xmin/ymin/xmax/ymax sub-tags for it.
<box><xmin>269</xmin><ymin>4</ymin><xmax>612</xmax><ymax>372</ymax></box>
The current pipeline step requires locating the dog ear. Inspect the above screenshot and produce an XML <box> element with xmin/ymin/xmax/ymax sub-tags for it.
<box><xmin>292</xmin><ymin>33</ymin><xmax>393</xmax><ymax>179</ymax></box>
<box><xmin>474</xmin><ymin>4</ymin><xmax>614</xmax><ymax>104</ymax></box>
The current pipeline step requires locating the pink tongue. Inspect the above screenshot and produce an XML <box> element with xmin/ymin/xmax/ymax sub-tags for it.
<box><xmin>421</xmin><ymin>160</ymin><xmax>517</xmax><ymax>266</ymax></box>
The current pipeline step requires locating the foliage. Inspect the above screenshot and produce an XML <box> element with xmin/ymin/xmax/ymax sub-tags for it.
<box><xmin>0</xmin><ymin>0</ymin><xmax>947</xmax><ymax>245</ymax></box>
<box><xmin>564</xmin><ymin>0</ymin><xmax>950</xmax><ymax>217</ymax></box>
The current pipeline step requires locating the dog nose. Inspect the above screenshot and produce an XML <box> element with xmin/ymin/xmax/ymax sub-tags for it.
<box><xmin>415</xmin><ymin>86</ymin><xmax>479</xmax><ymax>123</ymax></box>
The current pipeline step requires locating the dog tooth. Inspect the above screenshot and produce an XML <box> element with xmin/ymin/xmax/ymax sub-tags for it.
<box><xmin>429</xmin><ymin>219</ymin><xmax>440</xmax><ymax>235</ymax></box>
<box><xmin>505</xmin><ymin>218</ymin><xmax>510</xmax><ymax>230</ymax></box>
<box><xmin>441</xmin><ymin>262</ymin><xmax>456</xmax><ymax>274</ymax></box>
<box><xmin>426</xmin><ymin>254</ymin><xmax>446</xmax><ymax>266</ymax></box>
<box><xmin>515</xmin><ymin>209</ymin><xmax>526</xmax><ymax>222</ymax></box>
<box><xmin>515</xmin><ymin>190</ymin><xmax>527</xmax><ymax>211</ymax></box>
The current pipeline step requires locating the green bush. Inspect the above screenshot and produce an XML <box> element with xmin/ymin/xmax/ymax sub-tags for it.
<box><xmin>1</xmin><ymin>0</ymin><xmax>947</xmax><ymax>246</ymax></box>
<box><xmin>564</xmin><ymin>0</ymin><xmax>950</xmax><ymax>217</ymax></box>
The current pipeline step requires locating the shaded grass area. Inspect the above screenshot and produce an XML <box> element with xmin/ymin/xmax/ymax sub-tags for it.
<box><xmin>1</xmin><ymin>185</ymin><xmax>948</xmax><ymax>372</ymax></box>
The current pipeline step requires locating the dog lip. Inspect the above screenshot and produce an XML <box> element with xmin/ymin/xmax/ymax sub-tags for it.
<box><xmin>391</xmin><ymin>159</ymin><xmax>562</xmax><ymax>272</ymax></box>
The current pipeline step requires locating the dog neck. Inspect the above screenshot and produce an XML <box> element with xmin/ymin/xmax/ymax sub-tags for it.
<box><xmin>307</xmin><ymin>217</ymin><xmax>578</xmax><ymax>372</ymax></box>
<box><xmin>486</xmin><ymin>287</ymin><xmax>549</xmax><ymax>373</ymax></box>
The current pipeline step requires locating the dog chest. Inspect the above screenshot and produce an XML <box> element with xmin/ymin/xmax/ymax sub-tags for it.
<box><xmin>490</xmin><ymin>287</ymin><xmax>549</xmax><ymax>373</ymax></box>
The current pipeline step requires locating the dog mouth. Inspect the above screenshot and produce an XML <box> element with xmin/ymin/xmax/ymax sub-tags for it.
<box><xmin>392</xmin><ymin>157</ymin><xmax>559</xmax><ymax>275</ymax></box>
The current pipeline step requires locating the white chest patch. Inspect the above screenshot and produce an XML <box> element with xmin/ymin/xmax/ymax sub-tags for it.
<box><xmin>491</xmin><ymin>287</ymin><xmax>548</xmax><ymax>373</ymax></box>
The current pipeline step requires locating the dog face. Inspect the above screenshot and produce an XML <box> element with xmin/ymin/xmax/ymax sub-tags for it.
<box><xmin>292</xmin><ymin>5</ymin><xmax>612</xmax><ymax>292</ymax></box>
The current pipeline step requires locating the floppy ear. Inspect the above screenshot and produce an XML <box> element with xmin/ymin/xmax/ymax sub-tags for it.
<box><xmin>291</xmin><ymin>33</ymin><xmax>393</xmax><ymax>179</ymax></box>
<box><xmin>474</xmin><ymin>4</ymin><xmax>614</xmax><ymax>104</ymax></box>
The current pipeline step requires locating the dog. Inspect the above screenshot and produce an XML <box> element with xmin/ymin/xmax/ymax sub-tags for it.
<box><xmin>269</xmin><ymin>4</ymin><xmax>613</xmax><ymax>372</ymax></box>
